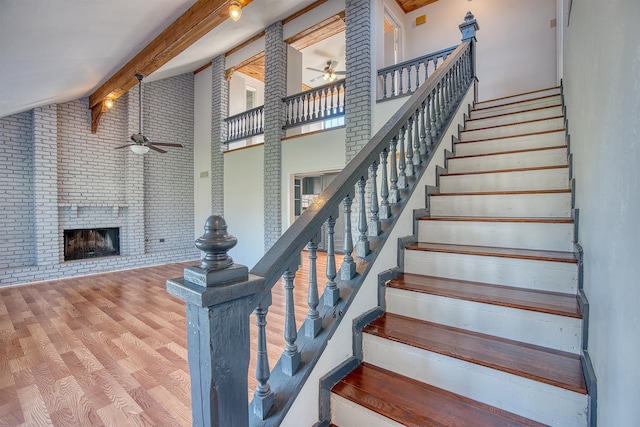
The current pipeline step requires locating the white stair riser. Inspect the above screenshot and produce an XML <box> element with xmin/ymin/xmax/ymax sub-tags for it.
<box><xmin>362</xmin><ymin>334</ymin><xmax>589</xmax><ymax>427</ymax></box>
<box><xmin>461</xmin><ymin>118</ymin><xmax>564</xmax><ymax>142</ymax></box>
<box><xmin>404</xmin><ymin>249</ymin><xmax>578</xmax><ymax>293</ymax></box>
<box><xmin>474</xmin><ymin>88</ymin><xmax>561</xmax><ymax>110</ymax></box>
<box><xmin>471</xmin><ymin>95</ymin><xmax>563</xmax><ymax>120</ymax></box>
<box><xmin>447</xmin><ymin>147</ymin><xmax>567</xmax><ymax>173</ymax></box>
<box><xmin>439</xmin><ymin>168</ymin><xmax>569</xmax><ymax>193</ymax></box>
<box><xmin>465</xmin><ymin>106</ymin><xmax>563</xmax><ymax>130</ymax></box>
<box><xmin>455</xmin><ymin>131</ymin><xmax>565</xmax><ymax>157</ymax></box>
<box><xmin>430</xmin><ymin>192</ymin><xmax>573</xmax><ymax>218</ymax></box>
<box><xmin>330</xmin><ymin>394</ymin><xmax>403</xmax><ymax>427</ymax></box>
<box><xmin>418</xmin><ymin>220</ymin><xmax>574</xmax><ymax>252</ymax></box>
<box><xmin>386</xmin><ymin>288</ymin><xmax>582</xmax><ymax>354</ymax></box>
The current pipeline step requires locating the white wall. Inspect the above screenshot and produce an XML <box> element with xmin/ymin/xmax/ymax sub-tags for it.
<box><xmin>281</xmin><ymin>127</ymin><xmax>346</xmax><ymax>231</ymax></box>
<box><xmin>223</xmin><ymin>145</ymin><xmax>265</xmax><ymax>269</ymax></box>
<box><xmin>194</xmin><ymin>67</ymin><xmax>213</xmax><ymax>239</ymax></box>
<box><xmin>401</xmin><ymin>0</ymin><xmax>557</xmax><ymax>101</ymax></box>
<box><xmin>562</xmin><ymin>1</ymin><xmax>640</xmax><ymax>424</ymax></box>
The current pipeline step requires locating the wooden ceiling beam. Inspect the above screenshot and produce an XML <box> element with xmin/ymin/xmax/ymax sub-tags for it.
<box><xmin>89</xmin><ymin>0</ymin><xmax>253</xmax><ymax>133</ymax></box>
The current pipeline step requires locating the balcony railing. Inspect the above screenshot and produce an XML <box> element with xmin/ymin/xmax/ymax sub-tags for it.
<box><xmin>283</xmin><ymin>79</ymin><xmax>345</xmax><ymax>130</ymax></box>
<box><xmin>378</xmin><ymin>45</ymin><xmax>458</xmax><ymax>101</ymax></box>
<box><xmin>225</xmin><ymin>104</ymin><xmax>265</xmax><ymax>143</ymax></box>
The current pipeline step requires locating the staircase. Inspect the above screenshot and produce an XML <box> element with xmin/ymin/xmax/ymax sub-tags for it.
<box><xmin>330</xmin><ymin>87</ymin><xmax>591</xmax><ymax>426</ymax></box>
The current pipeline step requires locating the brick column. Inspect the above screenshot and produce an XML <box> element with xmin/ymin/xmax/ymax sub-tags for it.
<box><xmin>125</xmin><ymin>89</ymin><xmax>146</xmax><ymax>255</ymax></box>
<box><xmin>32</xmin><ymin>105</ymin><xmax>60</xmax><ymax>265</ymax></box>
<box><xmin>345</xmin><ymin>0</ymin><xmax>373</xmax><ymax>162</ymax></box>
<box><xmin>263</xmin><ymin>22</ymin><xmax>287</xmax><ymax>251</ymax></box>
<box><xmin>211</xmin><ymin>55</ymin><xmax>228</xmax><ymax>216</ymax></box>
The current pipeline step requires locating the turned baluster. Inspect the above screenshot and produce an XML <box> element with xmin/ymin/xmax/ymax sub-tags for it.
<box><xmin>397</xmin><ymin>126</ymin><xmax>407</xmax><ymax>189</ymax></box>
<box><xmin>398</xmin><ymin>67</ymin><xmax>404</xmax><ymax>95</ymax></box>
<box><xmin>413</xmin><ymin>109</ymin><xmax>421</xmax><ymax>166</ymax></box>
<box><xmin>382</xmin><ymin>73</ymin><xmax>388</xmax><ymax>99</ymax></box>
<box><xmin>369</xmin><ymin>161</ymin><xmax>381</xmax><ymax>236</ymax></box>
<box><xmin>282</xmin><ymin>268</ymin><xmax>301</xmax><ymax>375</ymax></box>
<box><xmin>391</xmin><ymin>70</ymin><xmax>396</xmax><ymax>98</ymax></box>
<box><xmin>419</xmin><ymin>100</ymin><xmax>428</xmax><ymax>155</ymax></box>
<box><xmin>324</xmin><ymin>215</ymin><xmax>339</xmax><ymax>306</ymax></box>
<box><xmin>253</xmin><ymin>302</ymin><xmax>274</xmax><ymax>419</ymax></box>
<box><xmin>405</xmin><ymin>116</ymin><xmax>414</xmax><ymax>177</ymax></box>
<box><xmin>304</xmin><ymin>238</ymin><xmax>321</xmax><ymax>337</ymax></box>
<box><xmin>435</xmin><ymin>82</ymin><xmax>443</xmax><ymax>131</ymax></box>
<box><xmin>389</xmin><ymin>136</ymin><xmax>400</xmax><ymax>204</ymax></box>
<box><xmin>407</xmin><ymin>64</ymin><xmax>412</xmax><ymax>93</ymax></box>
<box><xmin>340</xmin><ymin>195</ymin><xmax>356</xmax><ymax>280</ymax></box>
<box><xmin>379</xmin><ymin>148</ymin><xmax>391</xmax><ymax>219</ymax></box>
<box><xmin>356</xmin><ymin>177</ymin><xmax>370</xmax><ymax>258</ymax></box>
<box><xmin>424</xmin><ymin>96</ymin><xmax>432</xmax><ymax>152</ymax></box>
<box><xmin>430</xmin><ymin>89</ymin><xmax>438</xmax><ymax>139</ymax></box>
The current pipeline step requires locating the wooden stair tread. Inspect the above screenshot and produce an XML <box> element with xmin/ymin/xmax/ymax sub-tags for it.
<box><xmin>388</xmin><ymin>273</ymin><xmax>581</xmax><ymax>318</ymax></box>
<box><xmin>333</xmin><ymin>363</ymin><xmax>545</xmax><ymax>427</ymax></box>
<box><xmin>419</xmin><ymin>216</ymin><xmax>573</xmax><ymax>224</ymax></box>
<box><xmin>474</xmin><ymin>91</ymin><xmax>561</xmax><ymax>110</ymax></box>
<box><xmin>441</xmin><ymin>164</ymin><xmax>568</xmax><ymax>177</ymax></box>
<box><xmin>466</xmin><ymin>104</ymin><xmax>562</xmax><ymax>122</ymax></box>
<box><xmin>430</xmin><ymin>189</ymin><xmax>572</xmax><ymax>197</ymax></box>
<box><xmin>461</xmin><ymin>115</ymin><xmax>564</xmax><ymax>133</ymax></box>
<box><xmin>364</xmin><ymin>314</ymin><xmax>587</xmax><ymax>394</ymax></box>
<box><xmin>450</xmin><ymin>144</ymin><xmax>567</xmax><ymax>159</ymax></box>
<box><xmin>456</xmin><ymin>128</ymin><xmax>565</xmax><ymax>144</ymax></box>
<box><xmin>405</xmin><ymin>242</ymin><xmax>577</xmax><ymax>263</ymax></box>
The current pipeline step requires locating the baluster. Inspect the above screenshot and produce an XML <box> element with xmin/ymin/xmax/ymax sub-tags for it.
<box><xmin>441</xmin><ymin>79</ymin><xmax>447</xmax><ymax>123</ymax></box>
<box><xmin>398</xmin><ymin>67</ymin><xmax>404</xmax><ymax>95</ymax></box>
<box><xmin>356</xmin><ymin>177</ymin><xmax>370</xmax><ymax>257</ymax></box>
<box><xmin>443</xmin><ymin>74</ymin><xmax>450</xmax><ymax>117</ymax></box>
<box><xmin>341</xmin><ymin>195</ymin><xmax>356</xmax><ymax>280</ymax></box>
<box><xmin>323</xmin><ymin>88</ymin><xmax>329</xmax><ymax>117</ymax></box>
<box><xmin>436</xmin><ymin>82</ymin><xmax>444</xmax><ymax>130</ymax></box>
<box><xmin>285</xmin><ymin>99</ymin><xmax>290</xmax><ymax>126</ymax></box>
<box><xmin>419</xmin><ymin>101</ymin><xmax>428</xmax><ymax>155</ymax></box>
<box><xmin>397</xmin><ymin>126</ymin><xmax>407</xmax><ymax>189</ymax></box>
<box><xmin>282</xmin><ymin>268</ymin><xmax>301</xmax><ymax>375</ymax></box>
<box><xmin>407</xmin><ymin>64</ymin><xmax>412</xmax><ymax>94</ymax></box>
<box><xmin>405</xmin><ymin>117</ymin><xmax>414</xmax><ymax>177</ymax></box>
<box><xmin>430</xmin><ymin>89</ymin><xmax>438</xmax><ymax>139</ymax></box>
<box><xmin>253</xmin><ymin>302</ymin><xmax>274</xmax><ymax>419</ymax></box>
<box><xmin>368</xmin><ymin>161</ymin><xmax>381</xmax><ymax>236</ymax></box>
<box><xmin>423</xmin><ymin>97</ymin><xmax>432</xmax><ymax>153</ymax></box>
<box><xmin>424</xmin><ymin>59</ymin><xmax>430</xmax><ymax>82</ymax></box>
<box><xmin>391</xmin><ymin>70</ymin><xmax>396</xmax><ymax>98</ymax></box>
<box><xmin>260</xmin><ymin>108</ymin><xmax>264</xmax><ymax>133</ymax></box>
<box><xmin>330</xmin><ymin>86</ymin><xmax>336</xmax><ymax>116</ymax></box>
<box><xmin>379</xmin><ymin>148</ymin><xmax>391</xmax><ymax>219</ymax></box>
<box><xmin>382</xmin><ymin>73</ymin><xmax>388</xmax><ymax>99</ymax></box>
<box><xmin>415</xmin><ymin>61</ymin><xmax>421</xmax><ymax>90</ymax></box>
<box><xmin>312</xmin><ymin>91</ymin><xmax>318</xmax><ymax>120</ymax></box>
<box><xmin>304</xmin><ymin>238</ymin><xmax>321</xmax><ymax>337</ymax></box>
<box><xmin>448</xmin><ymin>70</ymin><xmax>455</xmax><ymax>113</ymax></box>
<box><xmin>413</xmin><ymin>109</ymin><xmax>421</xmax><ymax>166</ymax></box>
<box><xmin>306</xmin><ymin>93</ymin><xmax>312</xmax><ymax>121</ymax></box>
<box><xmin>389</xmin><ymin>136</ymin><xmax>400</xmax><ymax>204</ymax></box>
<box><xmin>324</xmin><ymin>214</ymin><xmax>339</xmax><ymax>306</ymax></box>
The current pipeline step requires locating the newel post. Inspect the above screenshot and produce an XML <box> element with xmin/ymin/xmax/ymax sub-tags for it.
<box><xmin>167</xmin><ymin>216</ymin><xmax>265</xmax><ymax>427</ymax></box>
<box><xmin>459</xmin><ymin>11</ymin><xmax>479</xmax><ymax>81</ymax></box>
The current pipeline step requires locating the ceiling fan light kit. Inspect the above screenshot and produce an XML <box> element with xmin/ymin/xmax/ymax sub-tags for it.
<box><xmin>229</xmin><ymin>1</ymin><xmax>242</xmax><ymax>21</ymax></box>
<box><xmin>130</xmin><ymin>145</ymin><xmax>150</xmax><ymax>155</ymax></box>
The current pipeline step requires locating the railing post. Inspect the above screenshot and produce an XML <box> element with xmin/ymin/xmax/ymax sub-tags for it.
<box><xmin>167</xmin><ymin>216</ymin><xmax>265</xmax><ymax>427</ymax></box>
<box><xmin>460</xmin><ymin>11</ymin><xmax>479</xmax><ymax>99</ymax></box>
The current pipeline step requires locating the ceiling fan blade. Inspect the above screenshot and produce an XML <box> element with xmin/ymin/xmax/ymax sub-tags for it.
<box><xmin>306</xmin><ymin>67</ymin><xmax>324</xmax><ymax>73</ymax></box>
<box><xmin>114</xmin><ymin>144</ymin><xmax>135</xmax><ymax>149</ymax></box>
<box><xmin>148</xmin><ymin>145</ymin><xmax>167</xmax><ymax>154</ymax></box>
<box><xmin>309</xmin><ymin>75</ymin><xmax>324</xmax><ymax>82</ymax></box>
<box><xmin>150</xmin><ymin>142</ymin><xmax>184</xmax><ymax>148</ymax></box>
<box><xmin>330</xmin><ymin>60</ymin><xmax>338</xmax><ymax>68</ymax></box>
<box><xmin>335</xmin><ymin>71</ymin><xmax>346</xmax><ymax>75</ymax></box>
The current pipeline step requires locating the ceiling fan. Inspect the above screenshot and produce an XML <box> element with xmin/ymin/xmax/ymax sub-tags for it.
<box><xmin>307</xmin><ymin>60</ymin><xmax>346</xmax><ymax>83</ymax></box>
<box><xmin>114</xmin><ymin>74</ymin><xmax>184</xmax><ymax>155</ymax></box>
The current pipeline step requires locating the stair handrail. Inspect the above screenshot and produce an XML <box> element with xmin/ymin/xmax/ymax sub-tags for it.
<box><xmin>250</xmin><ymin>41</ymin><xmax>472</xmax><ymax>299</ymax></box>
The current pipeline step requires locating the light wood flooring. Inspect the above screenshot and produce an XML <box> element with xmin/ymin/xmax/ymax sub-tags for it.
<box><xmin>0</xmin><ymin>251</ymin><xmax>339</xmax><ymax>426</ymax></box>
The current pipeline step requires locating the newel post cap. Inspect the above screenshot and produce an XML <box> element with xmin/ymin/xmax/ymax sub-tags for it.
<box><xmin>459</xmin><ymin>11</ymin><xmax>479</xmax><ymax>42</ymax></box>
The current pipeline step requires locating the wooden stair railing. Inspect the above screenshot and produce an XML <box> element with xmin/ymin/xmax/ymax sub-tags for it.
<box><xmin>167</xmin><ymin>12</ymin><xmax>479</xmax><ymax>427</ymax></box>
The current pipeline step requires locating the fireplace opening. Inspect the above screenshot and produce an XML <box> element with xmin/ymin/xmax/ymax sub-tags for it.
<box><xmin>64</xmin><ymin>228</ymin><xmax>120</xmax><ymax>261</ymax></box>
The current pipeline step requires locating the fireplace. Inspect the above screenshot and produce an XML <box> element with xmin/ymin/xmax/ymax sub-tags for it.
<box><xmin>64</xmin><ymin>228</ymin><xmax>120</xmax><ymax>261</ymax></box>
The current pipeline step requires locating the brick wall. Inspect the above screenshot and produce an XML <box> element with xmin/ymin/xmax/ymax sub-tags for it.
<box><xmin>0</xmin><ymin>72</ymin><xmax>199</xmax><ymax>286</ymax></box>
<box><xmin>0</xmin><ymin>111</ymin><xmax>35</xmax><ymax>268</ymax></box>
<box><xmin>211</xmin><ymin>55</ymin><xmax>228</xmax><ymax>216</ymax></box>
<box><xmin>142</xmin><ymin>73</ymin><xmax>195</xmax><ymax>253</ymax></box>
<box><xmin>263</xmin><ymin>21</ymin><xmax>288</xmax><ymax>251</ymax></box>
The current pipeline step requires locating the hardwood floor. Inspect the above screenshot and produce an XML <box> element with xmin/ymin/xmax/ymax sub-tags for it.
<box><xmin>0</xmin><ymin>251</ymin><xmax>339</xmax><ymax>426</ymax></box>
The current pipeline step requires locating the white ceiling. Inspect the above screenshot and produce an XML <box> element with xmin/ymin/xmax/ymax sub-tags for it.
<box><xmin>0</xmin><ymin>0</ymin><xmax>321</xmax><ymax>118</ymax></box>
